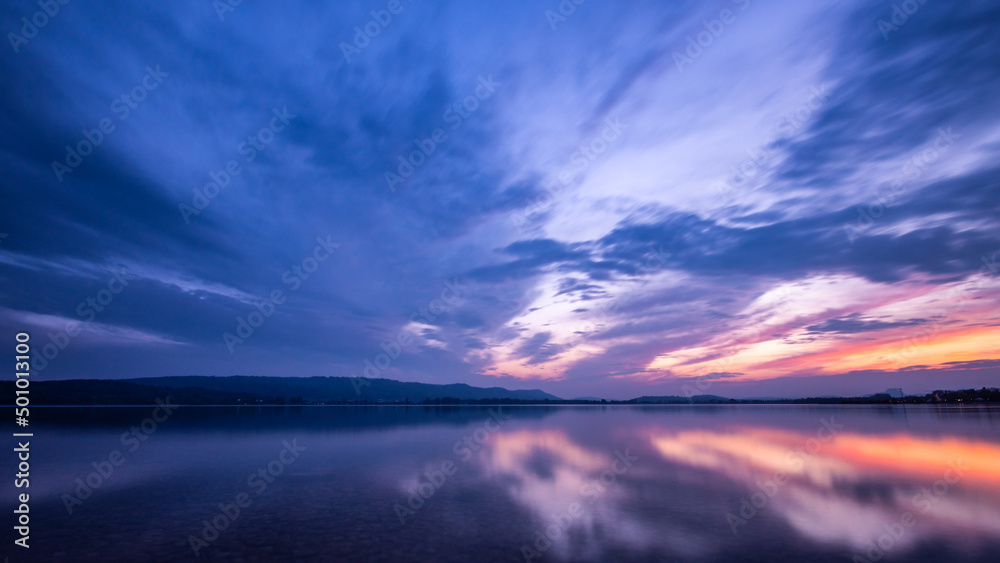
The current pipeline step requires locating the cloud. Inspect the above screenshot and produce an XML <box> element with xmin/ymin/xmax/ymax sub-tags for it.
<box><xmin>806</xmin><ymin>313</ymin><xmax>928</xmax><ymax>335</ymax></box>
<box><xmin>513</xmin><ymin>331</ymin><xmax>566</xmax><ymax>365</ymax></box>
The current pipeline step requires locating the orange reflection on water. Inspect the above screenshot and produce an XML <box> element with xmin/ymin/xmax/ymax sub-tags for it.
<box><xmin>651</xmin><ymin>424</ymin><xmax>1000</xmax><ymax>550</ymax></box>
<box><xmin>652</xmin><ymin>426</ymin><xmax>1000</xmax><ymax>485</ymax></box>
<box><xmin>825</xmin><ymin>433</ymin><xmax>1000</xmax><ymax>484</ymax></box>
<box><xmin>653</xmin><ymin>427</ymin><xmax>855</xmax><ymax>484</ymax></box>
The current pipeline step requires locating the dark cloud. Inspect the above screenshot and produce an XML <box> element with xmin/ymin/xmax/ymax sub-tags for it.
<box><xmin>806</xmin><ymin>313</ymin><xmax>928</xmax><ymax>335</ymax></box>
<box><xmin>513</xmin><ymin>331</ymin><xmax>565</xmax><ymax>365</ymax></box>
<box><xmin>775</xmin><ymin>1</ymin><xmax>1000</xmax><ymax>189</ymax></box>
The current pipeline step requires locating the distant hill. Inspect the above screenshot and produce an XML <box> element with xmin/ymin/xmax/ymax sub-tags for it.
<box><xmin>2</xmin><ymin>375</ymin><xmax>561</xmax><ymax>405</ymax></box>
<box><xmin>629</xmin><ymin>395</ymin><xmax>733</xmax><ymax>404</ymax></box>
<box><xmin>4</xmin><ymin>378</ymin><xmax>995</xmax><ymax>406</ymax></box>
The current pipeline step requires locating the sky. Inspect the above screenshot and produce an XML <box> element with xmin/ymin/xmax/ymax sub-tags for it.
<box><xmin>1</xmin><ymin>0</ymin><xmax>998</xmax><ymax>399</ymax></box>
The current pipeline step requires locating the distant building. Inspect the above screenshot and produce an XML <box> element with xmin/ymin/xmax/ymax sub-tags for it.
<box><xmin>885</xmin><ymin>388</ymin><xmax>904</xmax><ymax>398</ymax></box>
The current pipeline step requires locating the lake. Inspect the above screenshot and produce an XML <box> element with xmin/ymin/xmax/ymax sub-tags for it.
<box><xmin>7</xmin><ymin>405</ymin><xmax>1000</xmax><ymax>562</ymax></box>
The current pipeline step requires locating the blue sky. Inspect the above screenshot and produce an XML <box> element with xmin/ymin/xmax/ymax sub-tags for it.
<box><xmin>2</xmin><ymin>0</ymin><xmax>999</xmax><ymax>399</ymax></box>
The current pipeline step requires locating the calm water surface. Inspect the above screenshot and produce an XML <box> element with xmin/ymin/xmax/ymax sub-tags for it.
<box><xmin>5</xmin><ymin>405</ymin><xmax>1000</xmax><ymax>562</ymax></box>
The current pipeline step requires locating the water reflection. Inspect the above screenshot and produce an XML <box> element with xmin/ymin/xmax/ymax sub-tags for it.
<box><xmin>650</xmin><ymin>424</ymin><xmax>1000</xmax><ymax>554</ymax></box>
<box><xmin>476</xmin><ymin>430</ymin><xmax>651</xmax><ymax>560</ymax></box>
<box><xmin>461</xmin><ymin>408</ymin><xmax>1000</xmax><ymax>561</ymax></box>
<box><xmin>15</xmin><ymin>405</ymin><xmax>1000</xmax><ymax>562</ymax></box>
